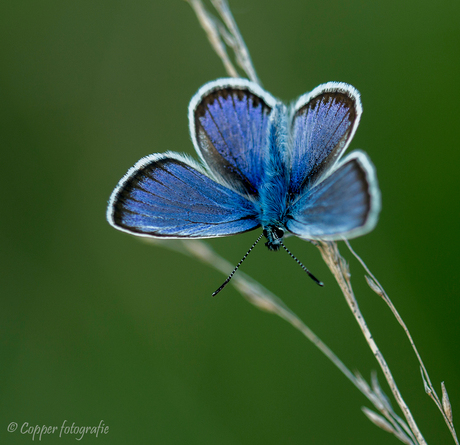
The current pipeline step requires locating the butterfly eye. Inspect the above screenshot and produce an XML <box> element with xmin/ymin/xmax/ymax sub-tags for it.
<box><xmin>273</xmin><ymin>227</ymin><xmax>284</xmax><ymax>239</ymax></box>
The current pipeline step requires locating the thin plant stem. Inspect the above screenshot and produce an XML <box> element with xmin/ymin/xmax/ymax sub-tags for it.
<box><xmin>186</xmin><ymin>0</ymin><xmax>425</xmax><ymax>442</ymax></box>
<box><xmin>185</xmin><ymin>0</ymin><xmax>260</xmax><ymax>84</ymax></box>
<box><xmin>317</xmin><ymin>241</ymin><xmax>427</xmax><ymax>444</ymax></box>
<box><xmin>180</xmin><ymin>1</ymin><xmax>458</xmax><ymax>444</ymax></box>
<box><xmin>148</xmin><ymin>238</ymin><xmax>415</xmax><ymax>445</ymax></box>
<box><xmin>344</xmin><ymin>239</ymin><xmax>458</xmax><ymax>445</ymax></box>
<box><xmin>210</xmin><ymin>0</ymin><xmax>260</xmax><ymax>84</ymax></box>
<box><xmin>186</xmin><ymin>0</ymin><xmax>239</xmax><ymax>77</ymax></box>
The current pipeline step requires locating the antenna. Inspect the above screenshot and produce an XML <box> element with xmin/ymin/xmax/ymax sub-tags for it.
<box><xmin>279</xmin><ymin>240</ymin><xmax>324</xmax><ymax>287</ymax></box>
<box><xmin>212</xmin><ymin>233</ymin><xmax>264</xmax><ymax>296</ymax></box>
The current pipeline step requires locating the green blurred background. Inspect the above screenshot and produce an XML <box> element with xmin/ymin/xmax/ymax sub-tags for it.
<box><xmin>1</xmin><ymin>0</ymin><xmax>459</xmax><ymax>444</ymax></box>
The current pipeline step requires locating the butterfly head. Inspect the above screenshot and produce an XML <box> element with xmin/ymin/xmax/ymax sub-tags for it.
<box><xmin>263</xmin><ymin>225</ymin><xmax>285</xmax><ymax>251</ymax></box>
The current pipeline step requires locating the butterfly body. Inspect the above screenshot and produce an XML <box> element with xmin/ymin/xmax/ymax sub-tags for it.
<box><xmin>258</xmin><ymin>103</ymin><xmax>291</xmax><ymax>250</ymax></box>
<box><xmin>107</xmin><ymin>78</ymin><xmax>380</xmax><ymax>255</ymax></box>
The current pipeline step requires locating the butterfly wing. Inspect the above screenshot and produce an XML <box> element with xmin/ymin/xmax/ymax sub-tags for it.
<box><xmin>190</xmin><ymin>78</ymin><xmax>278</xmax><ymax>196</ymax></box>
<box><xmin>286</xmin><ymin>151</ymin><xmax>380</xmax><ymax>240</ymax></box>
<box><xmin>107</xmin><ymin>153</ymin><xmax>260</xmax><ymax>238</ymax></box>
<box><xmin>289</xmin><ymin>82</ymin><xmax>362</xmax><ymax>194</ymax></box>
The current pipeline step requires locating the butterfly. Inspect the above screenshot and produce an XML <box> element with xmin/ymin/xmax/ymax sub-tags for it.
<box><xmin>107</xmin><ymin>78</ymin><xmax>381</xmax><ymax>292</ymax></box>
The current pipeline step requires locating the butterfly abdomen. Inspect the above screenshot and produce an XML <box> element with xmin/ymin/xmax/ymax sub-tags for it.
<box><xmin>258</xmin><ymin>104</ymin><xmax>291</xmax><ymax>245</ymax></box>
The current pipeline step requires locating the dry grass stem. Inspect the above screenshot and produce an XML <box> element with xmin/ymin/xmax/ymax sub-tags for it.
<box><xmin>317</xmin><ymin>241</ymin><xmax>426</xmax><ymax>444</ymax></box>
<box><xmin>186</xmin><ymin>0</ymin><xmax>239</xmax><ymax>78</ymax></box>
<box><xmin>148</xmin><ymin>238</ymin><xmax>414</xmax><ymax>445</ymax></box>
<box><xmin>345</xmin><ymin>239</ymin><xmax>458</xmax><ymax>444</ymax></box>
<box><xmin>186</xmin><ymin>0</ymin><xmax>260</xmax><ymax>84</ymax></box>
<box><xmin>210</xmin><ymin>0</ymin><xmax>260</xmax><ymax>84</ymax></box>
<box><xmin>176</xmin><ymin>1</ymin><xmax>458</xmax><ymax>444</ymax></box>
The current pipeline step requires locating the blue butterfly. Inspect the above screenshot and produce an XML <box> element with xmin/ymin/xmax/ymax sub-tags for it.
<box><xmin>107</xmin><ymin>78</ymin><xmax>381</xmax><ymax>290</ymax></box>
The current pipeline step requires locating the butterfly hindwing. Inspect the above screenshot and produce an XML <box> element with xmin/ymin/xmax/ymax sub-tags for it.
<box><xmin>107</xmin><ymin>153</ymin><xmax>260</xmax><ymax>238</ymax></box>
<box><xmin>289</xmin><ymin>82</ymin><xmax>362</xmax><ymax>194</ymax></box>
<box><xmin>286</xmin><ymin>151</ymin><xmax>380</xmax><ymax>240</ymax></box>
<box><xmin>190</xmin><ymin>78</ymin><xmax>278</xmax><ymax>196</ymax></box>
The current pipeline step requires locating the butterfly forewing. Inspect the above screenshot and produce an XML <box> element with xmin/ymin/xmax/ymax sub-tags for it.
<box><xmin>286</xmin><ymin>151</ymin><xmax>380</xmax><ymax>240</ymax></box>
<box><xmin>107</xmin><ymin>153</ymin><xmax>260</xmax><ymax>238</ymax></box>
<box><xmin>190</xmin><ymin>79</ymin><xmax>278</xmax><ymax>196</ymax></box>
<box><xmin>289</xmin><ymin>82</ymin><xmax>362</xmax><ymax>194</ymax></box>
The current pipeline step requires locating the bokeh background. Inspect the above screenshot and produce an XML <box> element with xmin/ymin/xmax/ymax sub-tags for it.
<box><xmin>1</xmin><ymin>1</ymin><xmax>459</xmax><ymax>444</ymax></box>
